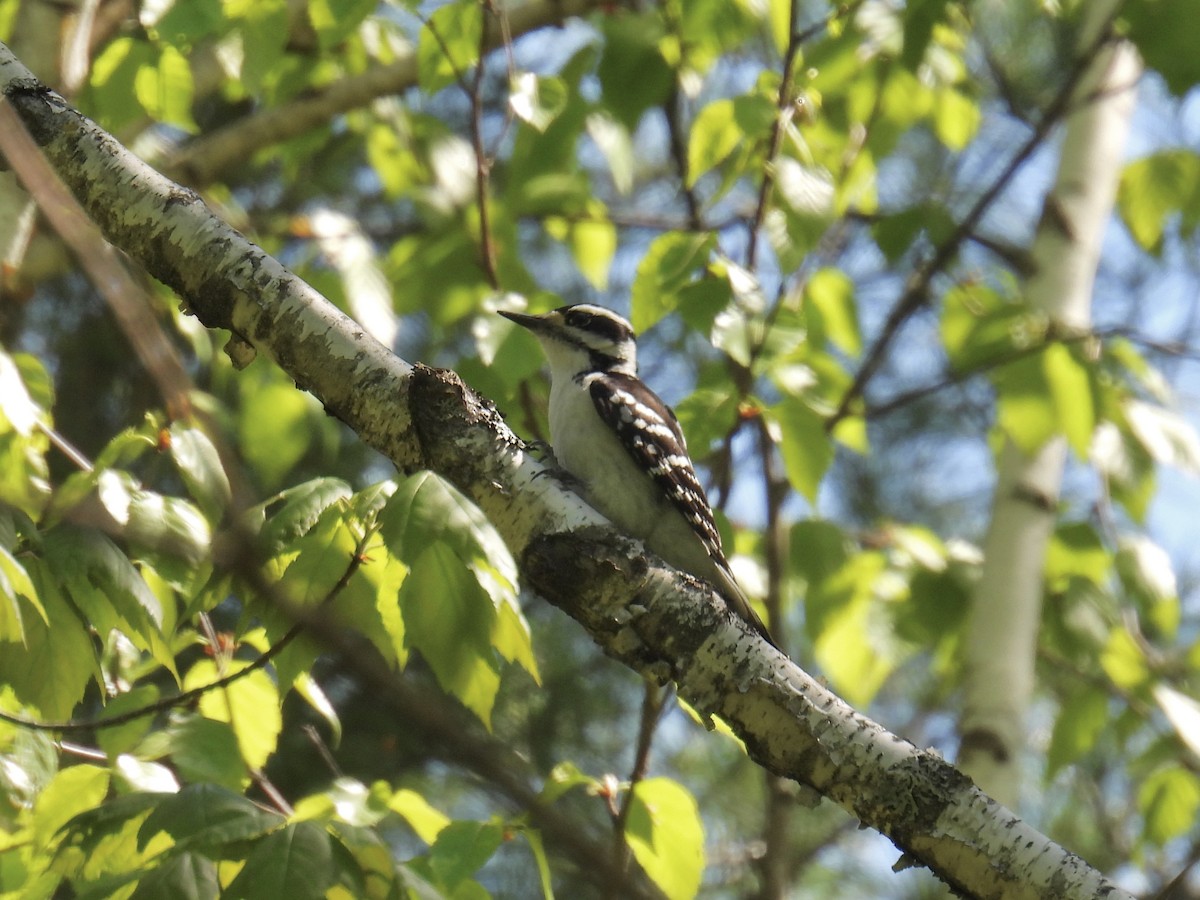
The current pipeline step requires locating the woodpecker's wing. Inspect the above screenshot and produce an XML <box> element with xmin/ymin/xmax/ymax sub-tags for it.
<box><xmin>587</xmin><ymin>372</ymin><xmax>776</xmax><ymax>646</ymax></box>
<box><xmin>587</xmin><ymin>372</ymin><xmax>726</xmax><ymax>561</ymax></box>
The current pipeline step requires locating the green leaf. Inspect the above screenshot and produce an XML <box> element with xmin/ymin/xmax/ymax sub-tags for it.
<box><xmin>597</xmin><ymin>13</ymin><xmax>674</xmax><ymax>129</ymax></box>
<box><xmin>519</xmin><ymin>826</ymin><xmax>555</xmax><ymax>900</ymax></box>
<box><xmin>44</xmin><ymin>525</ymin><xmax>174</xmax><ymax>672</ymax></box>
<box><xmin>1116</xmin><ymin>536</ymin><xmax>1179</xmax><ymax>638</ymax></box>
<box><xmin>933</xmin><ymin>87</ymin><xmax>979</xmax><ymax>151</ymax></box>
<box><xmin>1044</xmin><ymin>343</ymin><xmax>1095</xmax><ymax>457</ymax></box>
<box><xmin>805</xmin><ymin>552</ymin><xmax>898</xmax><ymax>706</ymax></box>
<box><xmin>275</xmin><ymin>508</ymin><xmax>359</xmax><ymax>608</ymax></box>
<box><xmin>1122</xmin><ymin>1</ymin><xmax>1200</xmax><ymax>97</ymax></box>
<box><xmin>789</xmin><ymin>519</ymin><xmax>851</xmax><ymax>586</ymax></box>
<box><xmin>130</xmin><ymin>851</ymin><xmax>219</xmax><ymax>900</ymax></box>
<box><xmin>564</xmin><ymin>214</ymin><xmax>617</xmax><ymax>291</ymax></box>
<box><xmin>258</xmin><ymin>478</ymin><xmax>354</xmax><ymax>554</ymax></box>
<box><xmin>624</xmin><ymin>778</ymin><xmax>704</xmax><ymax>900</ymax></box>
<box><xmin>306</xmin><ymin>0</ymin><xmax>377</xmax><ymax>49</ymax></box>
<box><xmin>399</xmin><ymin>544</ymin><xmax>501</xmax><ymax>727</ymax></box>
<box><xmin>1100</xmin><ymin>627</ymin><xmax>1150</xmax><ymax>690</ymax></box>
<box><xmin>992</xmin><ymin>353</ymin><xmax>1057</xmax><ymax>454</ymax></box>
<box><xmin>1117</xmin><ymin>150</ymin><xmax>1200</xmax><ymax>253</ymax></box>
<box><xmin>34</xmin><ymin>764</ymin><xmax>111</xmax><ymax>849</ymax></box>
<box><xmin>60</xmin><ymin>791</ymin><xmax>164</xmax><ymax>856</ymax></box>
<box><xmin>686</xmin><ymin>94</ymin><xmax>776</xmax><ymax>188</ymax></box>
<box><xmin>773</xmin><ymin>398</ymin><xmax>834</xmax><ymax>503</ymax></box>
<box><xmin>138</xmin><ymin>784</ymin><xmax>283</xmax><ymax>853</ymax></box>
<box><xmin>939</xmin><ymin>281</ymin><xmax>1030</xmax><ymax>371</ymax></box>
<box><xmin>1047</xmin><ymin>688</ymin><xmax>1109</xmax><ymax>776</ymax></box>
<box><xmin>224</xmin><ymin>821</ymin><xmax>338</xmax><ymax>900</ymax></box>
<box><xmin>169</xmin><ymin>425</ymin><xmax>232</xmax><ymax>523</ymax></box>
<box><xmin>134</xmin><ymin>45</ymin><xmax>196</xmax><ymax>131</ymax></box>
<box><xmin>630</xmin><ymin>232</ymin><xmax>716</xmax><ymax>332</ymax></box>
<box><xmin>239</xmin><ymin>378</ymin><xmax>319</xmax><ymax>491</ymax></box>
<box><xmin>586</xmin><ymin>112</ymin><xmax>635</xmax><ymax>195</ymax></box>
<box><xmin>381</xmin><ymin>472</ymin><xmax>517</xmax><ymax>588</ymax></box>
<box><xmin>388</xmin><ymin>789</ymin><xmax>450</xmax><ymax>846</ymax></box>
<box><xmin>332</xmin><ymin>532</ymin><xmax>408</xmax><ymax>668</ymax></box>
<box><xmin>165</xmin><ymin>714</ymin><xmax>248</xmax><ymax>791</ymax></box>
<box><xmin>88</xmin><ymin>37</ymin><xmax>158</xmax><ymax>131</ymax></box>
<box><xmin>0</xmin><ymin>560</ymin><xmax>99</xmax><ymax>718</ymax></box>
<box><xmin>126</xmin><ymin>490</ymin><xmax>213</xmax><ymax>570</ymax></box>
<box><xmin>0</xmin><ymin>543</ymin><xmax>39</xmax><ymax>641</ymax></box>
<box><xmin>804</xmin><ymin>269</ymin><xmax>861</xmax><ymax>357</ymax></box>
<box><xmin>428</xmin><ymin>820</ymin><xmax>504</xmax><ymax>891</ymax></box>
<box><xmin>182</xmin><ymin>660</ymin><xmax>282</xmax><ymax>771</ymax></box>
<box><xmin>417</xmin><ymin>0</ymin><xmax>482</xmax><ymax>94</ymax></box>
<box><xmin>1045</xmin><ymin>522</ymin><xmax>1109</xmax><ymax>588</ymax></box>
<box><xmin>901</xmin><ymin>0</ymin><xmax>949</xmax><ymax>69</ymax></box>
<box><xmin>96</xmin><ymin>685</ymin><xmax>161</xmax><ymax>758</ymax></box>
<box><xmin>509</xmin><ymin>73</ymin><xmax>568</xmax><ymax>132</ymax></box>
<box><xmin>1139</xmin><ymin>766</ymin><xmax>1200</xmax><ymax>845</ymax></box>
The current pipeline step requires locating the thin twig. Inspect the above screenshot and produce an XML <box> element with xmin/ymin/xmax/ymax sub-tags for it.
<box><xmin>471</xmin><ymin>1</ymin><xmax>500</xmax><ymax>287</ymax></box>
<box><xmin>608</xmin><ymin>683</ymin><xmax>671</xmax><ymax>896</ymax></box>
<box><xmin>0</xmin><ymin>540</ymin><xmax>368</xmax><ymax>733</ymax></box>
<box><xmin>826</xmin><ymin>22</ymin><xmax>1122</xmax><ymax>430</ymax></box>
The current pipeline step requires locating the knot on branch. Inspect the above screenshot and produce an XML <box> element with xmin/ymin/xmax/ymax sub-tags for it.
<box><xmin>409</xmin><ymin>363</ymin><xmax>520</xmax><ymax>473</ymax></box>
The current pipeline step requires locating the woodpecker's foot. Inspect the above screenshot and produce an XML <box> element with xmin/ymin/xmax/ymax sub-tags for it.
<box><xmin>530</xmin><ymin>457</ymin><xmax>585</xmax><ymax>492</ymax></box>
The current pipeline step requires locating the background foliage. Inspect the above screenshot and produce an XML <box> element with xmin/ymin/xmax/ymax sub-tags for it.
<box><xmin>1</xmin><ymin>0</ymin><xmax>1199</xmax><ymax>897</ymax></box>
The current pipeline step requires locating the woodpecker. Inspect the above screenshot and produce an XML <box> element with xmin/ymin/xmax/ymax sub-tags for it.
<box><xmin>500</xmin><ymin>304</ymin><xmax>775</xmax><ymax>647</ymax></box>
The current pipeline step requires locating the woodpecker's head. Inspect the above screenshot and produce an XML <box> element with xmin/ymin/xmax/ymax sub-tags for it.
<box><xmin>500</xmin><ymin>304</ymin><xmax>637</xmax><ymax>377</ymax></box>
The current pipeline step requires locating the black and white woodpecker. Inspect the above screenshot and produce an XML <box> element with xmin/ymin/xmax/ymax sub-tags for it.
<box><xmin>500</xmin><ymin>304</ymin><xmax>776</xmax><ymax>647</ymax></box>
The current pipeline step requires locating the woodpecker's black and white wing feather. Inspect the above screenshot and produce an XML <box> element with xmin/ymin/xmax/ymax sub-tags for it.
<box><xmin>587</xmin><ymin>372</ymin><xmax>776</xmax><ymax>646</ymax></box>
<box><xmin>588</xmin><ymin>372</ymin><xmax>725</xmax><ymax>562</ymax></box>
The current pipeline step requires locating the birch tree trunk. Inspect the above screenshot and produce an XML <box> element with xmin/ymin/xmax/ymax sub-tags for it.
<box><xmin>958</xmin><ymin>4</ymin><xmax>1142</xmax><ymax>805</ymax></box>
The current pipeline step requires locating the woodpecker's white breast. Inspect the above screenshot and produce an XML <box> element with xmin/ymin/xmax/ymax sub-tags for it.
<box><xmin>548</xmin><ymin>372</ymin><xmax>665</xmax><ymax>534</ymax></box>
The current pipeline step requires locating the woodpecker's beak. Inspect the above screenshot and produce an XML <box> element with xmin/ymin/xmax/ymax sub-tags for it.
<box><xmin>499</xmin><ymin>310</ymin><xmax>550</xmax><ymax>333</ymax></box>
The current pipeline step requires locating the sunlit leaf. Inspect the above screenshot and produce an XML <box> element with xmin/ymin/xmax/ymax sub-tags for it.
<box><xmin>427</xmin><ymin>820</ymin><xmax>504</xmax><ymax>891</ymax></box>
<box><xmin>183</xmin><ymin>660</ymin><xmax>282</xmax><ymax>771</ymax></box>
<box><xmin>509</xmin><ymin>73</ymin><xmax>568</xmax><ymax>132</ymax></box>
<box><xmin>1047</xmin><ymin>688</ymin><xmax>1109</xmax><ymax>776</ymax></box>
<box><xmin>417</xmin><ymin>0</ymin><xmax>482</xmax><ymax>94</ymax></box>
<box><xmin>165</xmin><ymin>714</ymin><xmax>248</xmax><ymax>791</ymax></box>
<box><xmin>169</xmin><ymin>424</ymin><xmax>233</xmax><ymax>522</ymax></box>
<box><xmin>625</xmin><ymin>778</ymin><xmax>704</xmax><ymax>900</ymax></box>
<box><xmin>389</xmin><ymin>789</ymin><xmax>451</xmax><ymax>845</ymax></box>
<box><xmin>114</xmin><ymin>755</ymin><xmax>180</xmax><ymax>794</ymax></box>
<box><xmin>0</xmin><ymin>560</ymin><xmax>98</xmax><ymax>718</ymax></box>
<box><xmin>804</xmin><ymin>269</ymin><xmax>861</xmax><ymax>357</ymax></box>
<box><xmin>1154</xmin><ymin>684</ymin><xmax>1200</xmax><ymax>761</ymax></box>
<box><xmin>773</xmin><ymin>398</ymin><xmax>834</xmax><ymax>503</ymax></box>
<box><xmin>1139</xmin><ymin>766</ymin><xmax>1200</xmax><ymax>845</ymax></box>
<box><xmin>34</xmin><ymin>765</ymin><xmax>110</xmax><ymax>849</ymax></box>
<box><xmin>292</xmin><ymin>673</ymin><xmax>343</xmax><ymax>748</ymax></box>
<box><xmin>239</xmin><ymin>379</ymin><xmax>320</xmax><ymax>491</ymax></box>
<box><xmin>630</xmin><ymin>232</ymin><xmax>717</xmax><ymax>333</ymax></box>
<box><xmin>1117</xmin><ymin>150</ymin><xmax>1200</xmax><ymax>253</ymax></box>
<box><xmin>399</xmin><ymin>544</ymin><xmax>500</xmax><ymax>727</ymax></box>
